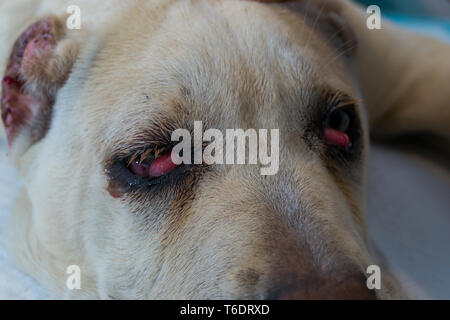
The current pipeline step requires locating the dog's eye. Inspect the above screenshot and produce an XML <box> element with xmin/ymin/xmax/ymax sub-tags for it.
<box><xmin>105</xmin><ymin>146</ymin><xmax>193</xmax><ymax>198</ymax></box>
<box><xmin>323</xmin><ymin>107</ymin><xmax>355</xmax><ymax>149</ymax></box>
<box><xmin>128</xmin><ymin>149</ymin><xmax>179</xmax><ymax>179</ymax></box>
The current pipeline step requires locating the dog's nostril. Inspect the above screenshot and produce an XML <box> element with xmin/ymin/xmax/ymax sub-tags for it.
<box><xmin>267</xmin><ymin>274</ymin><xmax>377</xmax><ymax>300</ymax></box>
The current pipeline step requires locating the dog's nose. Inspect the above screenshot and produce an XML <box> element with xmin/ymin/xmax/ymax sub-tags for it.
<box><xmin>267</xmin><ymin>273</ymin><xmax>377</xmax><ymax>300</ymax></box>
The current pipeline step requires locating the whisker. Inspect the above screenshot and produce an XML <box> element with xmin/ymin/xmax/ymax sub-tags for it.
<box><xmin>318</xmin><ymin>39</ymin><xmax>357</xmax><ymax>74</ymax></box>
<box><xmin>322</xmin><ymin>24</ymin><xmax>350</xmax><ymax>52</ymax></box>
<box><xmin>323</xmin><ymin>35</ymin><xmax>356</xmax><ymax>63</ymax></box>
<box><xmin>304</xmin><ymin>2</ymin><xmax>325</xmax><ymax>51</ymax></box>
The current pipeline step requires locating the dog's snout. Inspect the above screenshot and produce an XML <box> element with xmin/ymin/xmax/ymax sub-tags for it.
<box><xmin>267</xmin><ymin>273</ymin><xmax>377</xmax><ymax>300</ymax></box>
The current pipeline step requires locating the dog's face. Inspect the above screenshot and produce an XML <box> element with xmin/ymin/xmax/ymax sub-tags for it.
<box><xmin>3</xmin><ymin>0</ymin><xmax>390</xmax><ymax>299</ymax></box>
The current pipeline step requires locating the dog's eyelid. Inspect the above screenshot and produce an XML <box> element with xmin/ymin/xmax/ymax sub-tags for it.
<box><xmin>106</xmin><ymin>113</ymin><xmax>189</xmax><ymax>162</ymax></box>
<box><xmin>328</xmin><ymin>91</ymin><xmax>359</xmax><ymax>110</ymax></box>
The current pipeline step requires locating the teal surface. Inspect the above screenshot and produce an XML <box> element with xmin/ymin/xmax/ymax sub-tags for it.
<box><xmin>386</xmin><ymin>14</ymin><xmax>450</xmax><ymax>42</ymax></box>
<box><xmin>355</xmin><ymin>0</ymin><xmax>450</xmax><ymax>41</ymax></box>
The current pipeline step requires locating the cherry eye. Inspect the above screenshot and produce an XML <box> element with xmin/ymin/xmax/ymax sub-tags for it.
<box><xmin>324</xmin><ymin>108</ymin><xmax>353</xmax><ymax>148</ymax></box>
<box><xmin>128</xmin><ymin>151</ymin><xmax>179</xmax><ymax>179</ymax></box>
<box><xmin>148</xmin><ymin>153</ymin><xmax>179</xmax><ymax>177</ymax></box>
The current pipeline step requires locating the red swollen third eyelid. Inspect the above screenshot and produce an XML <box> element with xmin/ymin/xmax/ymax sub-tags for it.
<box><xmin>324</xmin><ymin>128</ymin><xmax>351</xmax><ymax>148</ymax></box>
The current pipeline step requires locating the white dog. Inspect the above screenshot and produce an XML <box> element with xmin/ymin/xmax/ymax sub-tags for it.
<box><xmin>1</xmin><ymin>0</ymin><xmax>449</xmax><ymax>299</ymax></box>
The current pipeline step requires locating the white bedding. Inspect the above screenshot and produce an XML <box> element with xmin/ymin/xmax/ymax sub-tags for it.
<box><xmin>0</xmin><ymin>140</ymin><xmax>49</xmax><ymax>299</ymax></box>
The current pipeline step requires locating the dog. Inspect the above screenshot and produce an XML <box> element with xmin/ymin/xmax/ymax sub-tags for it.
<box><xmin>1</xmin><ymin>0</ymin><xmax>449</xmax><ymax>299</ymax></box>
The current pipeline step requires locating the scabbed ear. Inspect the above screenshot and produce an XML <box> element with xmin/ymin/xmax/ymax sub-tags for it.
<box><xmin>1</xmin><ymin>15</ymin><xmax>79</xmax><ymax>147</ymax></box>
<box><xmin>248</xmin><ymin>0</ymin><xmax>358</xmax><ymax>58</ymax></box>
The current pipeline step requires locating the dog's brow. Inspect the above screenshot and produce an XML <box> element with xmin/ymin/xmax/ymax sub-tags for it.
<box><xmin>107</xmin><ymin>110</ymin><xmax>188</xmax><ymax>160</ymax></box>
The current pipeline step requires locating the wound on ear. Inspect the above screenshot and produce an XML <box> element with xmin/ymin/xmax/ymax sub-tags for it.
<box><xmin>1</xmin><ymin>16</ymin><xmax>78</xmax><ymax>147</ymax></box>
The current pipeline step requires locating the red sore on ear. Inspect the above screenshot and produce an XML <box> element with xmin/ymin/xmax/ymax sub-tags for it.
<box><xmin>1</xmin><ymin>16</ymin><xmax>75</xmax><ymax>147</ymax></box>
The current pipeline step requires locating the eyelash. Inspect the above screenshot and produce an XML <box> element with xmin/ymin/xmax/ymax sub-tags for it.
<box><xmin>127</xmin><ymin>147</ymin><xmax>165</xmax><ymax>168</ymax></box>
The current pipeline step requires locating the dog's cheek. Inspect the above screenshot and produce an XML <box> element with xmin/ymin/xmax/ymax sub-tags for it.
<box><xmin>1</xmin><ymin>16</ymin><xmax>79</xmax><ymax>147</ymax></box>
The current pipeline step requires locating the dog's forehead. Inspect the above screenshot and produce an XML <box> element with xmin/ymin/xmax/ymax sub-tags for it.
<box><xmin>126</xmin><ymin>1</ymin><xmax>320</xmax><ymax>87</ymax></box>
<box><xmin>142</xmin><ymin>0</ymin><xmax>345</xmax><ymax>86</ymax></box>
<box><xmin>79</xmin><ymin>0</ymin><xmax>354</xmax><ymax>148</ymax></box>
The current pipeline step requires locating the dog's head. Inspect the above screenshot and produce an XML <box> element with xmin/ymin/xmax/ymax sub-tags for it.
<box><xmin>2</xmin><ymin>0</ymin><xmax>398</xmax><ymax>299</ymax></box>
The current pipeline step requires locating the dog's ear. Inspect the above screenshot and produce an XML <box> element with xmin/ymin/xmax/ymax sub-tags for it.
<box><xmin>1</xmin><ymin>15</ymin><xmax>80</xmax><ymax>147</ymax></box>
<box><xmin>250</xmin><ymin>0</ymin><xmax>358</xmax><ymax>58</ymax></box>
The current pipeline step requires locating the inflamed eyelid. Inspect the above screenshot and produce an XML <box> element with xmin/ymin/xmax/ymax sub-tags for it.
<box><xmin>126</xmin><ymin>146</ymin><xmax>180</xmax><ymax>179</ymax></box>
